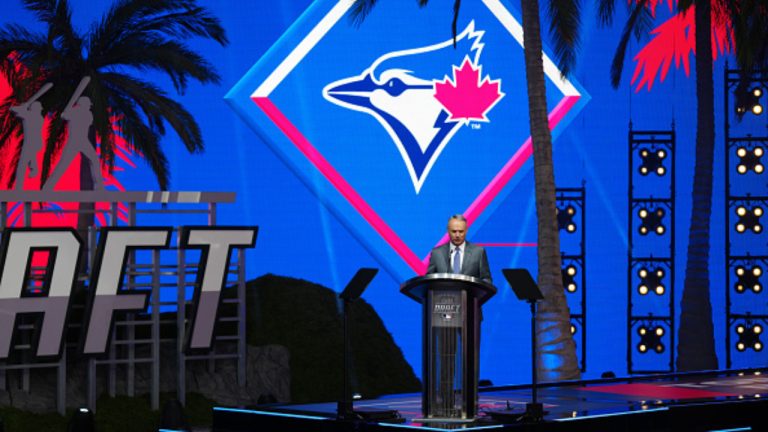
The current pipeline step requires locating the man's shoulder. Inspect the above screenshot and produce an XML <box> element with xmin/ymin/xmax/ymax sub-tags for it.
<box><xmin>466</xmin><ymin>241</ymin><xmax>484</xmax><ymax>251</ymax></box>
<box><xmin>431</xmin><ymin>243</ymin><xmax>449</xmax><ymax>251</ymax></box>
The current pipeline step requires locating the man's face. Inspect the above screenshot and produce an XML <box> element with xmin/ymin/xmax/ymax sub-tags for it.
<box><xmin>448</xmin><ymin>219</ymin><xmax>467</xmax><ymax>246</ymax></box>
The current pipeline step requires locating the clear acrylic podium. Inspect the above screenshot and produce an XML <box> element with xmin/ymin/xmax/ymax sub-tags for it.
<box><xmin>401</xmin><ymin>273</ymin><xmax>496</xmax><ymax>421</ymax></box>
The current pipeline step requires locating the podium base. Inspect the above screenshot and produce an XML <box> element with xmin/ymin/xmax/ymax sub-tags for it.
<box><xmin>412</xmin><ymin>417</ymin><xmax>474</xmax><ymax>424</ymax></box>
<box><xmin>522</xmin><ymin>402</ymin><xmax>547</xmax><ymax>422</ymax></box>
<box><xmin>338</xmin><ymin>408</ymin><xmax>404</xmax><ymax>423</ymax></box>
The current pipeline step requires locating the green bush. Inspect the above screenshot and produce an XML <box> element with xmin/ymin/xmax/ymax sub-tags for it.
<box><xmin>93</xmin><ymin>392</ymin><xmax>216</xmax><ymax>432</ymax></box>
<box><xmin>95</xmin><ymin>395</ymin><xmax>156</xmax><ymax>432</ymax></box>
<box><xmin>0</xmin><ymin>406</ymin><xmax>65</xmax><ymax>432</ymax></box>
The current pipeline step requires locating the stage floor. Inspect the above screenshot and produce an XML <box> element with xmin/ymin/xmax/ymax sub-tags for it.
<box><xmin>213</xmin><ymin>369</ymin><xmax>768</xmax><ymax>431</ymax></box>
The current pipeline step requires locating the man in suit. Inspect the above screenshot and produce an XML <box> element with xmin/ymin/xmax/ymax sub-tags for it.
<box><xmin>425</xmin><ymin>214</ymin><xmax>491</xmax><ymax>417</ymax></box>
<box><xmin>427</xmin><ymin>214</ymin><xmax>492</xmax><ymax>283</ymax></box>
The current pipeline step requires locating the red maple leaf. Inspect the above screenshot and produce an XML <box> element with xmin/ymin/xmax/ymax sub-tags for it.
<box><xmin>434</xmin><ymin>57</ymin><xmax>504</xmax><ymax>122</ymax></box>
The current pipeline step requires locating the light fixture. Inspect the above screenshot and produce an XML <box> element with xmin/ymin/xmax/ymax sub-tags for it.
<box><xmin>735</xmin><ymin>86</ymin><xmax>764</xmax><ymax>116</ymax></box>
<box><xmin>638</xmin><ymin>267</ymin><xmax>666</xmax><ymax>296</ymax></box>
<box><xmin>67</xmin><ymin>407</ymin><xmax>95</xmax><ymax>432</ymax></box>
<box><xmin>638</xmin><ymin>207</ymin><xmax>666</xmax><ymax>236</ymax></box>
<box><xmin>562</xmin><ymin>264</ymin><xmax>578</xmax><ymax>293</ymax></box>
<box><xmin>735</xmin><ymin>265</ymin><xmax>763</xmax><ymax>293</ymax></box>
<box><xmin>752</xmin><ymin>87</ymin><xmax>764</xmax><ymax>115</ymax></box>
<box><xmin>638</xmin><ymin>148</ymin><xmax>667</xmax><ymax>176</ymax></box>
<box><xmin>637</xmin><ymin>324</ymin><xmax>665</xmax><ymax>354</ymax></box>
<box><xmin>735</xmin><ymin>322</ymin><xmax>764</xmax><ymax>352</ymax></box>
<box><xmin>556</xmin><ymin>205</ymin><xmax>577</xmax><ymax>233</ymax></box>
<box><xmin>735</xmin><ymin>205</ymin><xmax>763</xmax><ymax>234</ymax></box>
<box><xmin>736</xmin><ymin>146</ymin><xmax>765</xmax><ymax>175</ymax></box>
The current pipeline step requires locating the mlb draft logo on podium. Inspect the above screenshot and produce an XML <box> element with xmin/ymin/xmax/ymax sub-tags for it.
<box><xmin>226</xmin><ymin>0</ymin><xmax>589</xmax><ymax>281</ymax></box>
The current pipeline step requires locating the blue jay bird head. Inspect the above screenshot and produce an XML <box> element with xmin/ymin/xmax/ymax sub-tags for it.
<box><xmin>323</xmin><ymin>21</ymin><xmax>485</xmax><ymax>109</ymax></box>
<box><xmin>323</xmin><ymin>22</ymin><xmax>491</xmax><ymax>193</ymax></box>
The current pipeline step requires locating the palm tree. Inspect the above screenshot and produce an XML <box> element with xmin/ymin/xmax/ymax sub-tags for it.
<box><xmin>351</xmin><ymin>0</ymin><xmax>581</xmax><ymax>381</ymax></box>
<box><xmin>675</xmin><ymin>0</ymin><xmax>719</xmax><ymax>371</ymax></box>
<box><xmin>599</xmin><ymin>0</ymin><xmax>724</xmax><ymax>371</ymax></box>
<box><xmin>0</xmin><ymin>0</ymin><xmax>228</xmax><ymax>192</ymax></box>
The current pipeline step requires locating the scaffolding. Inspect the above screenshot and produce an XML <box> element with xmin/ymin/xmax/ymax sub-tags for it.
<box><xmin>627</xmin><ymin>127</ymin><xmax>676</xmax><ymax>374</ymax></box>
<box><xmin>724</xmin><ymin>66</ymin><xmax>768</xmax><ymax>368</ymax></box>
<box><xmin>0</xmin><ymin>190</ymin><xmax>248</xmax><ymax>414</ymax></box>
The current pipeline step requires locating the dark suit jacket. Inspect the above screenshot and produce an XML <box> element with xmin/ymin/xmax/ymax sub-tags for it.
<box><xmin>426</xmin><ymin>241</ymin><xmax>492</xmax><ymax>283</ymax></box>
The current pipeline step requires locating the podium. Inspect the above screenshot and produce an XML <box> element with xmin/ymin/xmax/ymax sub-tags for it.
<box><xmin>401</xmin><ymin>274</ymin><xmax>496</xmax><ymax>420</ymax></box>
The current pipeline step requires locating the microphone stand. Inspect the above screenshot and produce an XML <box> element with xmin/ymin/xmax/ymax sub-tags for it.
<box><xmin>524</xmin><ymin>299</ymin><xmax>544</xmax><ymax>421</ymax></box>
<box><xmin>338</xmin><ymin>296</ymin><xmax>354</xmax><ymax>420</ymax></box>
<box><xmin>499</xmin><ymin>268</ymin><xmax>547</xmax><ymax>423</ymax></box>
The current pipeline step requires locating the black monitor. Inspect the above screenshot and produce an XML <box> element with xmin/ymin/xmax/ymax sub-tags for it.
<box><xmin>502</xmin><ymin>268</ymin><xmax>544</xmax><ymax>302</ymax></box>
<box><xmin>340</xmin><ymin>268</ymin><xmax>378</xmax><ymax>301</ymax></box>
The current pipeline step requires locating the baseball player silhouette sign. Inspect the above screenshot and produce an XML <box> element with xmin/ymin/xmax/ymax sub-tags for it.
<box><xmin>43</xmin><ymin>76</ymin><xmax>104</xmax><ymax>191</ymax></box>
<box><xmin>10</xmin><ymin>82</ymin><xmax>52</xmax><ymax>190</ymax></box>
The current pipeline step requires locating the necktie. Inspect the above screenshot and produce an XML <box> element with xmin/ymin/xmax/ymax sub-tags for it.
<box><xmin>453</xmin><ymin>247</ymin><xmax>461</xmax><ymax>274</ymax></box>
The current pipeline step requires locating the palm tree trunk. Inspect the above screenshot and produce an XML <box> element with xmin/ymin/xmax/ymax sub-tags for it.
<box><xmin>520</xmin><ymin>0</ymin><xmax>580</xmax><ymax>381</ymax></box>
<box><xmin>676</xmin><ymin>0</ymin><xmax>718</xmax><ymax>371</ymax></box>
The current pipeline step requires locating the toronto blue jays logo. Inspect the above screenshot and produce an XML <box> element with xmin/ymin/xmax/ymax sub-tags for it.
<box><xmin>323</xmin><ymin>21</ymin><xmax>504</xmax><ymax>192</ymax></box>
<box><xmin>226</xmin><ymin>0</ymin><xmax>588</xmax><ymax>281</ymax></box>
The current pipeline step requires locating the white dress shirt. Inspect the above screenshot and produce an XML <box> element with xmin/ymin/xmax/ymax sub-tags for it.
<box><xmin>450</xmin><ymin>242</ymin><xmax>465</xmax><ymax>272</ymax></box>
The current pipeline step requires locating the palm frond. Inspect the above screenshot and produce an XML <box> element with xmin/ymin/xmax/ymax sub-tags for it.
<box><xmin>126</xmin><ymin>123</ymin><xmax>169</xmax><ymax>190</ymax></box>
<box><xmin>90</xmin><ymin>0</ymin><xmax>226</xmax><ymax>57</ymax></box>
<box><xmin>51</xmin><ymin>0</ymin><xmax>80</xmax><ymax>49</ymax></box>
<box><xmin>91</xmin><ymin>36</ymin><xmax>219</xmax><ymax>92</ymax></box>
<box><xmin>85</xmin><ymin>77</ymin><xmax>116</xmax><ymax>168</ymax></box>
<box><xmin>548</xmin><ymin>0</ymin><xmax>582</xmax><ymax>77</ymax></box>
<box><xmin>726</xmin><ymin>0</ymin><xmax>768</xmax><ymax>73</ymax></box>
<box><xmin>631</xmin><ymin>1</ymin><xmax>655</xmax><ymax>41</ymax></box>
<box><xmin>26</xmin><ymin>0</ymin><xmax>84</xmax><ymax>59</ymax></box>
<box><xmin>131</xmin><ymin>6</ymin><xmax>227</xmax><ymax>44</ymax></box>
<box><xmin>0</xmin><ymin>96</ymin><xmax>24</xmax><ymax>157</ymax></box>
<box><xmin>88</xmin><ymin>2</ymin><xmax>224</xmax><ymax>93</ymax></box>
<box><xmin>106</xmin><ymin>90</ymin><xmax>169</xmax><ymax>188</ymax></box>
<box><xmin>677</xmin><ymin>0</ymin><xmax>694</xmax><ymax>12</ymax></box>
<box><xmin>0</xmin><ymin>25</ymin><xmax>50</xmax><ymax>65</ymax></box>
<box><xmin>348</xmin><ymin>0</ymin><xmax>379</xmax><ymax>26</ymax></box>
<box><xmin>100</xmin><ymin>73</ymin><xmax>202</xmax><ymax>154</ymax></box>
<box><xmin>21</xmin><ymin>0</ymin><xmax>58</xmax><ymax>25</ymax></box>
<box><xmin>596</xmin><ymin>0</ymin><xmax>618</xmax><ymax>27</ymax></box>
<box><xmin>610</xmin><ymin>0</ymin><xmax>651</xmax><ymax>88</ymax></box>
